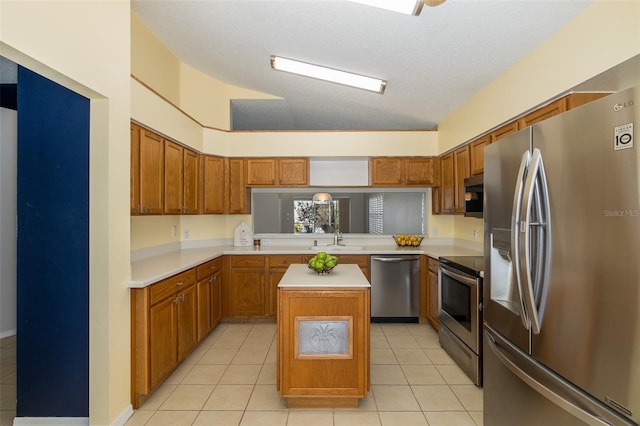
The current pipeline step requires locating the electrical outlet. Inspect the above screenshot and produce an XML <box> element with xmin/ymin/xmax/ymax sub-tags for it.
<box><xmin>431</xmin><ymin>227</ymin><xmax>438</xmax><ymax>237</ymax></box>
<box><xmin>183</xmin><ymin>229</ymin><xmax>190</xmax><ymax>239</ymax></box>
<box><xmin>473</xmin><ymin>229</ymin><xmax>478</xmax><ymax>240</ymax></box>
<box><xmin>171</xmin><ymin>225</ymin><xmax>177</xmax><ymax>237</ymax></box>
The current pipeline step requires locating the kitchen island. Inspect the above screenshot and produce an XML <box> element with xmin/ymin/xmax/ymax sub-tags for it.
<box><xmin>277</xmin><ymin>264</ymin><xmax>370</xmax><ymax>408</ymax></box>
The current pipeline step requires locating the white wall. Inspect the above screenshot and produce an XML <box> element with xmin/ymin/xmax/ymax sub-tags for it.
<box><xmin>0</xmin><ymin>107</ymin><xmax>17</xmax><ymax>338</ymax></box>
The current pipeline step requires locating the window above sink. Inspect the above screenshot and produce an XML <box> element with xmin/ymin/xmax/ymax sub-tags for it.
<box><xmin>252</xmin><ymin>188</ymin><xmax>428</xmax><ymax>235</ymax></box>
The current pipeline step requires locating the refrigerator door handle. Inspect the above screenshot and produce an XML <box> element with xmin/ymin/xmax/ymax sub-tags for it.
<box><xmin>485</xmin><ymin>328</ymin><xmax>621</xmax><ymax>426</ymax></box>
<box><xmin>511</xmin><ymin>149</ymin><xmax>532</xmax><ymax>330</ymax></box>
<box><xmin>519</xmin><ymin>148</ymin><xmax>551</xmax><ymax>334</ymax></box>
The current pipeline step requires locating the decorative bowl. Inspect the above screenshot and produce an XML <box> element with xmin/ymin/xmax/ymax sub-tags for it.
<box><xmin>393</xmin><ymin>234</ymin><xmax>424</xmax><ymax>247</ymax></box>
<box><xmin>308</xmin><ymin>264</ymin><xmax>336</xmax><ymax>275</ymax></box>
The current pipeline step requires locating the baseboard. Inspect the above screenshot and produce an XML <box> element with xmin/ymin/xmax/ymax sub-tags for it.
<box><xmin>0</xmin><ymin>329</ymin><xmax>16</xmax><ymax>339</ymax></box>
<box><xmin>13</xmin><ymin>417</ymin><xmax>88</xmax><ymax>426</ymax></box>
<box><xmin>11</xmin><ymin>405</ymin><xmax>132</xmax><ymax>426</ymax></box>
<box><xmin>110</xmin><ymin>404</ymin><xmax>133</xmax><ymax>426</ymax></box>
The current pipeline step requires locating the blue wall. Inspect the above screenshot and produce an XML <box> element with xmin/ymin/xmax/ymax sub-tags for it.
<box><xmin>16</xmin><ymin>66</ymin><xmax>90</xmax><ymax>417</ymax></box>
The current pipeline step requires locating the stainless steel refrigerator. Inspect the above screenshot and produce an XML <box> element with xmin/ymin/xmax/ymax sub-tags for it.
<box><xmin>483</xmin><ymin>86</ymin><xmax>639</xmax><ymax>426</ymax></box>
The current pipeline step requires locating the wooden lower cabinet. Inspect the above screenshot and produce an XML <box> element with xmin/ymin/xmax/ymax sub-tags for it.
<box><xmin>227</xmin><ymin>255</ymin><xmax>266</xmax><ymax>317</ymax></box>
<box><xmin>196</xmin><ymin>258</ymin><xmax>223</xmax><ymax>341</ymax></box>
<box><xmin>278</xmin><ymin>284</ymin><xmax>370</xmax><ymax>407</ymax></box>
<box><xmin>267</xmin><ymin>255</ymin><xmax>303</xmax><ymax>316</ymax></box>
<box><xmin>426</xmin><ymin>257</ymin><xmax>439</xmax><ymax>330</ymax></box>
<box><xmin>131</xmin><ymin>259</ymin><xmax>222</xmax><ymax>408</ymax></box>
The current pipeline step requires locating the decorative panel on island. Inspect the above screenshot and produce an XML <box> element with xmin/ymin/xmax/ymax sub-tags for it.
<box><xmin>277</xmin><ymin>264</ymin><xmax>370</xmax><ymax>408</ymax></box>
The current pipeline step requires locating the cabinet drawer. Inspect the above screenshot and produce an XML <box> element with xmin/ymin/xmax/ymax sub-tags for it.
<box><xmin>269</xmin><ymin>255</ymin><xmax>303</xmax><ymax>268</ymax></box>
<box><xmin>428</xmin><ymin>257</ymin><xmax>439</xmax><ymax>273</ymax></box>
<box><xmin>150</xmin><ymin>268</ymin><xmax>196</xmax><ymax>305</ymax></box>
<box><xmin>230</xmin><ymin>255</ymin><xmax>265</xmax><ymax>268</ymax></box>
<box><xmin>196</xmin><ymin>258</ymin><xmax>222</xmax><ymax>280</ymax></box>
<box><xmin>337</xmin><ymin>255</ymin><xmax>369</xmax><ymax>269</ymax></box>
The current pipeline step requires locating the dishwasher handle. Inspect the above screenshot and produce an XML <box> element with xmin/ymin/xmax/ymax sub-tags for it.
<box><xmin>372</xmin><ymin>256</ymin><xmax>420</xmax><ymax>263</ymax></box>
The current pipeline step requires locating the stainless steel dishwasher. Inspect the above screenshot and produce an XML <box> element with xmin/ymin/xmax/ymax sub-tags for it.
<box><xmin>370</xmin><ymin>255</ymin><xmax>421</xmax><ymax>323</ymax></box>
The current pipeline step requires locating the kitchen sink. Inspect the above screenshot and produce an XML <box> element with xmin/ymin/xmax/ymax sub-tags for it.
<box><xmin>309</xmin><ymin>244</ymin><xmax>364</xmax><ymax>251</ymax></box>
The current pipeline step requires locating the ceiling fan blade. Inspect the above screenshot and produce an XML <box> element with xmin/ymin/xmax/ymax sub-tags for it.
<box><xmin>424</xmin><ymin>0</ymin><xmax>447</xmax><ymax>6</ymax></box>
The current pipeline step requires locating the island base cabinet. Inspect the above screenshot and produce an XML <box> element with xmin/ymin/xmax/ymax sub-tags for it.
<box><xmin>278</xmin><ymin>288</ymin><xmax>370</xmax><ymax>408</ymax></box>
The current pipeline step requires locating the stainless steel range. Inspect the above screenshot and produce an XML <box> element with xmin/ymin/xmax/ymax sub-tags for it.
<box><xmin>438</xmin><ymin>255</ymin><xmax>484</xmax><ymax>386</ymax></box>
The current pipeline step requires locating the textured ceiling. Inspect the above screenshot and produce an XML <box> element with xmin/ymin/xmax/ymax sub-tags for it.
<box><xmin>132</xmin><ymin>0</ymin><xmax>595</xmax><ymax>131</ymax></box>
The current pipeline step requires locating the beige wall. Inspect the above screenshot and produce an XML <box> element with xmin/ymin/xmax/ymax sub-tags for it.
<box><xmin>438</xmin><ymin>0</ymin><xmax>640</xmax><ymax>155</ymax></box>
<box><xmin>1</xmin><ymin>1</ymin><xmax>131</xmax><ymax>425</ymax></box>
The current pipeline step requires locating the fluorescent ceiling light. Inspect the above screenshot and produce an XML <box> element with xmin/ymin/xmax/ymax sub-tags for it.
<box><xmin>270</xmin><ymin>56</ymin><xmax>387</xmax><ymax>94</ymax></box>
<box><xmin>348</xmin><ymin>0</ymin><xmax>423</xmax><ymax>16</ymax></box>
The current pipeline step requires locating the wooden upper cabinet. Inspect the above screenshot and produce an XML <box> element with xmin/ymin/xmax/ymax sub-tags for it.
<box><xmin>246</xmin><ymin>157</ymin><xmax>309</xmax><ymax>186</ymax></box>
<box><xmin>405</xmin><ymin>157</ymin><xmax>437</xmax><ymax>185</ymax></box>
<box><xmin>139</xmin><ymin>128</ymin><xmax>164</xmax><ymax>215</ymax></box>
<box><xmin>453</xmin><ymin>145</ymin><xmax>470</xmax><ymax>214</ymax></box>
<box><xmin>491</xmin><ymin>121</ymin><xmax>519</xmax><ymax>143</ymax></box>
<box><xmin>246</xmin><ymin>158</ymin><xmax>276</xmax><ymax>186</ymax></box>
<box><xmin>565</xmin><ymin>92</ymin><xmax>610</xmax><ymax>110</ymax></box>
<box><xmin>439</xmin><ymin>153</ymin><xmax>455</xmax><ymax>214</ymax></box>
<box><xmin>228</xmin><ymin>158</ymin><xmax>250</xmax><ymax>214</ymax></box>
<box><xmin>469</xmin><ymin>135</ymin><xmax>490</xmax><ymax>176</ymax></box>
<box><xmin>202</xmin><ymin>155</ymin><xmax>227</xmax><ymax>214</ymax></box>
<box><xmin>164</xmin><ymin>139</ymin><xmax>184</xmax><ymax>215</ymax></box>
<box><xmin>183</xmin><ymin>149</ymin><xmax>199</xmax><ymax>214</ymax></box>
<box><xmin>131</xmin><ymin>123</ymin><xmax>141</xmax><ymax>215</ymax></box>
<box><xmin>370</xmin><ymin>157</ymin><xmax>437</xmax><ymax>186</ymax></box>
<box><xmin>278</xmin><ymin>158</ymin><xmax>309</xmax><ymax>186</ymax></box>
<box><xmin>518</xmin><ymin>98</ymin><xmax>567</xmax><ymax>129</ymax></box>
<box><xmin>370</xmin><ymin>157</ymin><xmax>403</xmax><ymax>185</ymax></box>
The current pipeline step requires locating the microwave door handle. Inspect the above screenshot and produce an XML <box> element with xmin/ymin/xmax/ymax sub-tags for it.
<box><xmin>512</xmin><ymin>149</ymin><xmax>532</xmax><ymax>330</ymax></box>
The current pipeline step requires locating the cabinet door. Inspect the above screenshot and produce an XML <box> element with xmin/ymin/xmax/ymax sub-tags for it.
<box><xmin>440</xmin><ymin>153</ymin><xmax>455</xmax><ymax>214</ymax></box>
<box><xmin>229</xmin><ymin>268</ymin><xmax>265</xmax><ymax>316</ymax></box>
<box><xmin>453</xmin><ymin>145</ymin><xmax>470</xmax><ymax>214</ymax></box>
<box><xmin>131</xmin><ymin>123</ymin><xmax>141</xmax><ymax>214</ymax></box>
<box><xmin>177</xmin><ymin>284</ymin><xmax>198</xmax><ymax>360</ymax></box>
<box><xmin>469</xmin><ymin>135</ymin><xmax>489</xmax><ymax>176</ymax></box>
<box><xmin>491</xmin><ymin>121</ymin><xmax>519</xmax><ymax>143</ymax></box>
<box><xmin>211</xmin><ymin>270</ymin><xmax>222</xmax><ymax>327</ymax></box>
<box><xmin>246</xmin><ymin>158</ymin><xmax>276</xmax><ymax>186</ymax></box>
<box><xmin>405</xmin><ymin>157</ymin><xmax>436</xmax><ymax>185</ymax></box>
<box><xmin>228</xmin><ymin>158</ymin><xmax>249</xmax><ymax>214</ymax></box>
<box><xmin>183</xmin><ymin>149</ymin><xmax>199</xmax><ymax>214</ymax></box>
<box><xmin>266</xmin><ymin>268</ymin><xmax>286</xmax><ymax>316</ymax></box>
<box><xmin>203</xmin><ymin>155</ymin><xmax>226</xmax><ymax>214</ymax></box>
<box><xmin>518</xmin><ymin>98</ymin><xmax>567</xmax><ymax>129</ymax></box>
<box><xmin>370</xmin><ymin>157</ymin><xmax>403</xmax><ymax>186</ymax></box>
<box><xmin>139</xmin><ymin>129</ymin><xmax>164</xmax><ymax>215</ymax></box>
<box><xmin>278</xmin><ymin>158</ymin><xmax>308</xmax><ymax>186</ymax></box>
<box><xmin>149</xmin><ymin>296</ymin><xmax>178</xmax><ymax>389</ymax></box>
<box><xmin>196</xmin><ymin>278</ymin><xmax>212</xmax><ymax>342</ymax></box>
<box><xmin>164</xmin><ymin>140</ymin><xmax>184</xmax><ymax>214</ymax></box>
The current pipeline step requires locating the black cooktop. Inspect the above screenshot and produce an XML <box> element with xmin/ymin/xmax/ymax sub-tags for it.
<box><xmin>439</xmin><ymin>255</ymin><xmax>484</xmax><ymax>278</ymax></box>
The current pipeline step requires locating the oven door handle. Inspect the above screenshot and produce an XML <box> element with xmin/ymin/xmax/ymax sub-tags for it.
<box><xmin>439</xmin><ymin>265</ymin><xmax>477</xmax><ymax>287</ymax></box>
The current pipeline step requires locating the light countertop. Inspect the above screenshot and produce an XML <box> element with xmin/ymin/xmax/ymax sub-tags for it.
<box><xmin>278</xmin><ymin>264</ymin><xmax>370</xmax><ymax>288</ymax></box>
<box><xmin>130</xmin><ymin>241</ymin><xmax>482</xmax><ymax>288</ymax></box>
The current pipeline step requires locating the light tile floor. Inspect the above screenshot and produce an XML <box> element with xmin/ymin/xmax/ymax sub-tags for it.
<box><xmin>0</xmin><ymin>335</ymin><xmax>16</xmax><ymax>426</ymax></box>
<box><xmin>126</xmin><ymin>322</ymin><xmax>483</xmax><ymax>426</ymax></box>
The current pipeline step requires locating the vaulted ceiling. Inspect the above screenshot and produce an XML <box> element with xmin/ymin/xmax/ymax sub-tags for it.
<box><xmin>131</xmin><ymin>0</ymin><xmax>595</xmax><ymax>131</ymax></box>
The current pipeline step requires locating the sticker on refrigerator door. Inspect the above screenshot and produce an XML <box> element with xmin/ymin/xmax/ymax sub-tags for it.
<box><xmin>614</xmin><ymin>123</ymin><xmax>633</xmax><ymax>151</ymax></box>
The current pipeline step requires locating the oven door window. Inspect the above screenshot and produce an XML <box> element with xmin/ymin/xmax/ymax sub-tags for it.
<box><xmin>441</xmin><ymin>274</ymin><xmax>472</xmax><ymax>331</ymax></box>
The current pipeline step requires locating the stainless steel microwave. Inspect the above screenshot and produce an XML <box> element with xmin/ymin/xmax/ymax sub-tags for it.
<box><xmin>463</xmin><ymin>174</ymin><xmax>483</xmax><ymax>218</ymax></box>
